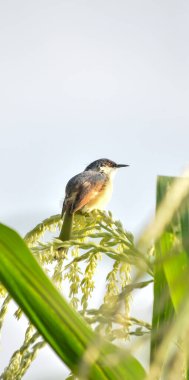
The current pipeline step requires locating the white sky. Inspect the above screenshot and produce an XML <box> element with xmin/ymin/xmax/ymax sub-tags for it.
<box><xmin>0</xmin><ymin>1</ymin><xmax>189</xmax><ymax>379</ymax></box>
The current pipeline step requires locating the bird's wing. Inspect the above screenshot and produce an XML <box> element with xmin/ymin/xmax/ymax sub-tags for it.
<box><xmin>63</xmin><ymin>171</ymin><xmax>106</xmax><ymax>214</ymax></box>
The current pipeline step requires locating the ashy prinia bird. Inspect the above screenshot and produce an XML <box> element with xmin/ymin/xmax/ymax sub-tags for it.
<box><xmin>59</xmin><ymin>158</ymin><xmax>129</xmax><ymax>241</ymax></box>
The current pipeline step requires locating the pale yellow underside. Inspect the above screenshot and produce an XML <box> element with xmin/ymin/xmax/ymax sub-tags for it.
<box><xmin>82</xmin><ymin>179</ymin><xmax>113</xmax><ymax>212</ymax></box>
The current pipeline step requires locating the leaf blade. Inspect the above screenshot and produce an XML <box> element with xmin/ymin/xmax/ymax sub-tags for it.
<box><xmin>0</xmin><ymin>223</ymin><xmax>145</xmax><ymax>380</ymax></box>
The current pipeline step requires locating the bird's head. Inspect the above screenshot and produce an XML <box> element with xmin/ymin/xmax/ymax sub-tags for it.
<box><xmin>85</xmin><ymin>158</ymin><xmax>129</xmax><ymax>177</ymax></box>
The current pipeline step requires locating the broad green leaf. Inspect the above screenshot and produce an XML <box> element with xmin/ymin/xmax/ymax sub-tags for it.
<box><xmin>150</xmin><ymin>235</ymin><xmax>174</xmax><ymax>362</ymax></box>
<box><xmin>150</xmin><ymin>176</ymin><xmax>175</xmax><ymax>362</ymax></box>
<box><xmin>0</xmin><ymin>223</ymin><xmax>145</xmax><ymax>380</ymax></box>
<box><xmin>161</xmin><ymin>233</ymin><xmax>189</xmax><ymax>312</ymax></box>
<box><xmin>151</xmin><ymin>175</ymin><xmax>189</xmax><ymax>378</ymax></box>
<box><xmin>156</xmin><ymin>176</ymin><xmax>189</xmax><ymax>312</ymax></box>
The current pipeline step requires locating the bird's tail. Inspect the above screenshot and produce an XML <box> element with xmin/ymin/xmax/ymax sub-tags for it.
<box><xmin>59</xmin><ymin>209</ymin><xmax>73</xmax><ymax>241</ymax></box>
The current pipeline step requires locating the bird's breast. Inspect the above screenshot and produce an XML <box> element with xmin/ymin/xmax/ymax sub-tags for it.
<box><xmin>83</xmin><ymin>179</ymin><xmax>113</xmax><ymax>212</ymax></box>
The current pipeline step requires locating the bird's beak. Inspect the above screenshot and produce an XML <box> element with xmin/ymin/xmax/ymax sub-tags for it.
<box><xmin>116</xmin><ymin>164</ymin><xmax>129</xmax><ymax>168</ymax></box>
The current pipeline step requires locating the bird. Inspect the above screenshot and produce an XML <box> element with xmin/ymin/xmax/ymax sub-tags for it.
<box><xmin>59</xmin><ymin>158</ymin><xmax>129</xmax><ymax>241</ymax></box>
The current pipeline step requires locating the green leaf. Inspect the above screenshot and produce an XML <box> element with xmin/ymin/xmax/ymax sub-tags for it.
<box><xmin>151</xmin><ymin>176</ymin><xmax>189</xmax><ymax>376</ymax></box>
<box><xmin>156</xmin><ymin>176</ymin><xmax>189</xmax><ymax>312</ymax></box>
<box><xmin>150</xmin><ymin>234</ymin><xmax>174</xmax><ymax>362</ymax></box>
<box><xmin>0</xmin><ymin>223</ymin><xmax>145</xmax><ymax>380</ymax></box>
<box><xmin>161</xmin><ymin>234</ymin><xmax>189</xmax><ymax>312</ymax></box>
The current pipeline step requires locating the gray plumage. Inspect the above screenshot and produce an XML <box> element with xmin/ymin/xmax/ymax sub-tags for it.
<box><xmin>61</xmin><ymin>171</ymin><xmax>107</xmax><ymax>216</ymax></box>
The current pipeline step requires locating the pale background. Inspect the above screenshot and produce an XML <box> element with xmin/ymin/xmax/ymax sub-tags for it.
<box><xmin>0</xmin><ymin>0</ymin><xmax>189</xmax><ymax>379</ymax></box>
